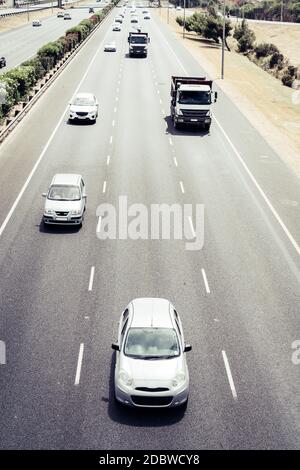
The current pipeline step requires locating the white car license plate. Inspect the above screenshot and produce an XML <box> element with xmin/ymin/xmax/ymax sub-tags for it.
<box><xmin>190</xmin><ymin>118</ymin><xmax>198</xmax><ymax>122</ymax></box>
<box><xmin>57</xmin><ymin>217</ymin><xmax>68</xmax><ymax>221</ymax></box>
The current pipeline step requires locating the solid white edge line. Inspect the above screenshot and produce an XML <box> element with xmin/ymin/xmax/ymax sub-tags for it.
<box><xmin>154</xmin><ymin>16</ymin><xmax>300</xmax><ymax>259</ymax></box>
<box><xmin>201</xmin><ymin>268</ymin><xmax>210</xmax><ymax>294</ymax></box>
<box><xmin>88</xmin><ymin>266</ymin><xmax>95</xmax><ymax>292</ymax></box>
<box><xmin>74</xmin><ymin>343</ymin><xmax>84</xmax><ymax>386</ymax></box>
<box><xmin>102</xmin><ymin>181</ymin><xmax>107</xmax><ymax>193</ymax></box>
<box><xmin>179</xmin><ymin>181</ymin><xmax>185</xmax><ymax>194</ymax></box>
<box><xmin>0</xmin><ymin>13</ymin><xmax>113</xmax><ymax>239</ymax></box>
<box><xmin>222</xmin><ymin>350</ymin><xmax>238</xmax><ymax>400</ymax></box>
<box><xmin>214</xmin><ymin>116</ymin><xmax>300</xmax><ymax>258</ymax></box>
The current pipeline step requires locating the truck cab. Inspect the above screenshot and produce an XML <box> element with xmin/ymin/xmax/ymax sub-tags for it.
<box><xmin>170</xmin><ymin>76</ymin><xmax>217</xmax><ymax>131</ymax></box>
<box><xmin>128</xmin><ymin>32</ymin><xmax>150</xmax><ymax>58</ymax></box>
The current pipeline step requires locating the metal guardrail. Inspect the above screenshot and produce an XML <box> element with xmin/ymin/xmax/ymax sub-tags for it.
<box><xmin>0</xmin><ymin>7</ymin><xmax>113</xmax><ymax>143</ymax></box>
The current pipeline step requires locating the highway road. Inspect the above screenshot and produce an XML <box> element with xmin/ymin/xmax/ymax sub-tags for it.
<box><xmin>0</xmin><ymin>3</ymin><xmax>103</xmax><ymax>73</ymax></box>
<box><xmin>0</xmin><ymin>2</ymin><xmax>300</xmax><ymax>450</ymax></box>
<box><xmin>0</xmin><ymin>0</ymin><xmax>81</xmax><ymax>16</ymax></box>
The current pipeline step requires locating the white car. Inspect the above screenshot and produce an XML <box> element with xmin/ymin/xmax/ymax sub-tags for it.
<box><xmin>112</xmin><ymin>23</ymin><xmax>121</xmax><ymax>31</ymax></box>
<box><xmin>176</xmin><ymin>6</ymin><xmax>182</xmax><ymax>10</ymax></box>
<box><xmin>42</xmin><ymin>174</ymin><xmax>86</xmax><ymax>226</ymax></box>
<box><xmin>57</xmin><ymin>11</ymin><xmax>64</xmax><ymax>18</ymax></box>
<box><xmin>64</xmin><ymin>12</ymin><xmax>72</xmax><ymax>20</ymax></box>
<box><xmin>115</xmin><ymin>17</ymin><xmax>123</xmax><ymax>23</ymax></box>
<box><xmin>32</xmin><ymin>20</ymin><xmax>42</xmax><ymax>27</ymax></box>
<box><xmin>112</xmin><ymin>298</ymin><xmax>192</xmax><ymax>409</ymax></box>
<box><xmin>144</xmin><ymin>14</ymin><xmax>150</xmax><ymax>19</ymax></box>
<box><xmin>104</xmin><ymin>41</ymin><xmax>117</xmax><ymax>52</ymax></box>
<box><xmin>68</xmin><ymin>92</ymin><xmax>99</xmax><ymax>123</ymax></box>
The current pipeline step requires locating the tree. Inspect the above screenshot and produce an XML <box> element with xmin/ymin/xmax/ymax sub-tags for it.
<box><xmin>233</xmin><ymin>19</ymin><xmax>256</xmax><ymax>52</ymax></box>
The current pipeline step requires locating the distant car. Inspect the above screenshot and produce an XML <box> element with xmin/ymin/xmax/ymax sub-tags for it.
<box><xmin>142</xmin><ymin>10</ymin><xmax>148</xmax><ymax>14</ymax></box>
<box><xmin>112</xmin><ymin>23</ymin><xmax>121</xmax><ymax>31</ymax></box>
<box><xmin>32</xmin><ymin>20</ymin><xmax>42</xmax><ymax>27</ymax></box>
<box><xmin>42</xmin><ymin>174</ymin><xmax>87</xmax><ymax>226</ymax></box>
<box><xmin>104</xmin><ymin>41</ymin><xmax>117</xmax><ymax>52</ymax></box>
<box><xmin>144</xmin><ymin>15</ymin><xmax>150</xmax><ymax>19</ymax></box>
<box><xmin>115</xmin><ymin>17</ymin><xmax>123</xmax><ymax>23</ymax></box>
<box><xmin>89</xmin><ymin>7</ymin><xmax>94</xmax><ymax>13</ymax></box>
<box><xmin>57</xmin><ymin>11</ymin><xmax>64</xmax><ymax>18</ymax></box>
<box><xmin>64</xmin><ymin>12</ymin><xmax>72</xmax><ymax>20</ymax></box>
<box><xmin>176</xmin><ymin>6</ymin><xmax>182</xmax><ymax>10</ymax></box>
<box><xmin>131</xmin><ymin>18</ymin><xmax>138</xmax><ymax>23</ymax></box>
<box><xmin>0</xmin><ymin>56</ymin><xmax>6</xmax><ymax>68</ymax></box>
<box><xmin>112</xmin><ymin>298</ymin><xmax>192</xmax><ymax>409</ymax></box>
<box><xmin>68</xmin><ymin>92</ymin><xmax>99</xmax><ymax>123</ymax></box>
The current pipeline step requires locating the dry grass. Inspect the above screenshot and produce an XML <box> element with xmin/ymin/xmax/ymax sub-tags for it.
<box><xmin>155</xmin><ymin>8</ymin><xmax>300</xmax><ymax>178</ymax></box>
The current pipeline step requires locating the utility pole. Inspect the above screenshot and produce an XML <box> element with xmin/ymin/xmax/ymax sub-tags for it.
<box><xmin>167</xmin><ymin>0</ymin><xmax>169</xmax><ymax>23</ymax></box>
<box><xmin>280</xmin><ymin>0</ymin><xmax>284</xmax><ymax>22</ymax></box>
<box><xmin>183</xmin><ymin>0</ymin><xmax>186</xmax><ymax>38</ymax></box>
<box><xmin>221</xmin><ymin>0</ymin><xmax>226</xmax><ymax>79</ymax></box>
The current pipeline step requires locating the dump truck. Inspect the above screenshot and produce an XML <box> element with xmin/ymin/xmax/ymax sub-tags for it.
<box><xmin>170</xmin><ymin>76</ymin><xmax>217</xmax><ymax>131</ymax></box>
<box><xmin>128</xmin><ymin>32</ymin><xmax>150</xmax><ymax>57</ymax></box>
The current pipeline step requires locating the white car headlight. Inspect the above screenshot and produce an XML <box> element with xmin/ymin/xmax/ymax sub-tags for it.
<box><xmin>172</xmin><ymin>371</ymin><xmax>185</xmax><ymax>388</ymax></box>
<box><xmin>70</xmin><ymin>209</ymin><xmax>81</xmax><ymax>215</ymax></box>
<box><xmin>45</xmin><ymin>208</ymin><xmax>55</xmax><ymax>214</ymax></box>
<box><xmin>119</xmin><ymin>370</ymin><xmax>133</xmax><ymax>387</ymax></box>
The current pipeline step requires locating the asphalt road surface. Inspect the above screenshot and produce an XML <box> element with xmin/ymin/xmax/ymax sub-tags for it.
<box><xmin>0</xmin><ymin>3</ymin><xmax>103</xmax><ymax>73</ymax></box>
<box><xmin>0</xmin><ymin>3</ymin><xmax>299</xmax><ymax>450</ymax></box>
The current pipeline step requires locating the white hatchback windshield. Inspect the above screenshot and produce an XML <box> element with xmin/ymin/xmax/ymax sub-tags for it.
<box><xmin>48</xmin><ymin>185</ymin><xmax>80</xmax><ymax>201</ymax></box>
<box><xmin>124</xmin><ymin>328</ymin><xmax>180</xmax><ymax>359</ymax></box>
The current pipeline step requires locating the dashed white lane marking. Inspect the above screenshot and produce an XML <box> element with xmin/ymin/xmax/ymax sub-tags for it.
<box><xmin>106</xmin><ymin>155</ymin><xmax>110</xmax><ymax>165</ymax></box>
<box><xmin>96</xmin><ymin>216</ymin><xmax>102</xmax><ymax>234</ymax></box>
<box><xmin>115</xmin><ymin>96</ymin><xmax>119</xmax><ymax>102</ymax></box>
<box><xmin>88</xmin><ymin>266</ymin><xmax>95</xmax><ymax>292</ymax></box>
<box><xmin>116</xmin><ymin>88</ymin><xmax>119</xmax><ymax>93</ymax></box>
<box><xmin>189</xmin><ymin>216</ymin><xmax>196</xmax><ymax>238</ymax></box>
<box><xmin>74</xmin><ymin>343</ymin><xmax>84</xmax><ymax>386</ymax></box>
<box><xmin>173</xmin><ymin>156</ymin><xmax>178</xmax><ymax>167</ymax></box>
<box><xmin>114</xmin><ymin>107</ymin><xmax>117</xmax><ymax>113</ymax></box>
<box><xmin>112</xmin><ymin>120</ymin><xmax>115</xmax><ymax>127</ymax></box>
<box><xmin>222</xmin><ymin>350</ymin><xmax>238</xmax><ymax>400</ymax></box>
<box><xmin>179</xmin><ymin>181</ymin><xmax>185</xmax><ymax>194</ymax></box>
<box><xmin>159</xmin><ymin>98</ymin><xmax>162</xmax><ymax>104</ymax></box>
<box><xmin>102</xmin><ymin>181</ymin><xmax>107</xmax><ymax>193</ymax></box>
<box><xmin>201</xmin><ymin>268</ymin><xmax>210</xmax><ymax>294</ymax></box>
<box><xmin>169</xmin><ymin>137</ymin><xmax>173</xmax><ymax>146</ymax></box>
<box><xmin>110</xmin><ymin>135</ymin><xmax>113</xmax><ymax>144</ymax></box>
<box><xmin>157</xmin><ymin>90</ymin><xmax>160</xmax><ymax>94</ymax></box>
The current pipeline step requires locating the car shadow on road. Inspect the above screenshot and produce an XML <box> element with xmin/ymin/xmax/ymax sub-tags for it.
<box><xmin>106</xmin><ymin>353</ymin><xmax>186</xmax><ymax>427</ymax></box>
<box><xmin>38</xmin><ymin>219</ymin><xmax>81</xmax><ymax>234</ymax></box>
<box><xmin>66</xmin><ymin>120</ymin><xmax>96</xmax><ymax>126</ymax></box>
<box><xmin>164</xmin><ymin>115</ymin><xmax>210</xmax><ymax>137</ymax></box>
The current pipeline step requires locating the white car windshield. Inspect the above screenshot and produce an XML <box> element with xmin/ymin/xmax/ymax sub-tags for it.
<box><xmin>72</xmin><ymin>97</ymin><xmax>95</xmax><ymax>106</ymax></box>
<box><xmin>124</xmin><ymin>328</ymin><xmax>180</xmax><ymax>359</ymax></box>
<box><xmin>178</xmin><ymin>90</ymin><xmax>211</xmax><ymax>105</ymax></box>
<box><xmin>48</xmin><ymin>185</ymin><xmax>80</xmax><ymax>201</ymax></box>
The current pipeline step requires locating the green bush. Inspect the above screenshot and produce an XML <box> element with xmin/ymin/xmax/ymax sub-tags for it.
<box><xmin>234</xmin><ymin>19</ymin><xmax>256</xmax><ymax>52</ymax></box>
<box><xmin>269</xmin><ymin>52</ymin><xmax>284</xmax><ymax>68</ymax></box>
<box><xmin>254</xmin><ymin>42</ymin><xmax>279</xmax><ymax>58</ymax></box>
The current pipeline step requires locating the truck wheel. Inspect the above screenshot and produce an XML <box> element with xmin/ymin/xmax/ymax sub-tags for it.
<box><xmin>172</xmin><ymin>117</ymin><xmax>178</xmax><ymax>129</ymax></box>
<box><xmin>204</xmin><ymin>123</ymin><xmax>210</xmax><ymax>132</ymax></box>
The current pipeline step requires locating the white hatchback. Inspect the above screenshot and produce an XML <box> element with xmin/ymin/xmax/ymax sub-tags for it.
<box><xmin>112</xmin><ymin>298</ymin><xmax>192</xmax><ymax>409</ymax></box>
<box><xmin>42</xmin><ymin>174</ymin><xmax>87</xmax><ymax>226</ymax></box>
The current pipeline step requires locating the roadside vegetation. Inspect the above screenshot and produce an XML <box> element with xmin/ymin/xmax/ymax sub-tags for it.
<box><xmin>176</xmin><ymin>6</ymin><xmax>233</xmax><ymax>50</ymax></box>
<box><xmin>228</xmin><ymin>0</ymin><xmax>300</xmax><ymax>23</ymax></box>
<box><xmin>176</xmin><ymin>5</ymin><xmax>298</xmax><ymax>88</ymax></box>
<box><xmin>233</xmin><ymin>19</ymin><xmax>299</xmax><ymax>87</ymax></box>
<box><xmin>0</xmin><ymin>6</ymin><xmax>112</xmax><ymax>123</ymax></box>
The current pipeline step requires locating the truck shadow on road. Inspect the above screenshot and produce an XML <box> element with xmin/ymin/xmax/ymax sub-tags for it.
<box><xmin>164</xmin><ymin>116</ymin><xmax>210</xmax><ymax>137</ymax></box>
<box><xmin>106</xmin><ymin>353</ymin><xmax>186</xmax><ymax>427</ymax></box>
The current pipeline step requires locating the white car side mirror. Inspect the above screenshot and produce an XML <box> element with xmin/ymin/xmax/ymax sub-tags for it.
<box><xmin>42</xmin><ymin>192</ymin><xmax>47</xmax><ymax>197</ymax></box>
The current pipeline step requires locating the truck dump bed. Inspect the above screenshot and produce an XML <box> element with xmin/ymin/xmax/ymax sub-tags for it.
<box><xmin>171</xmin><ymin>76</ymin><xmax>213</xmax><ymax>93</ymax></box>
